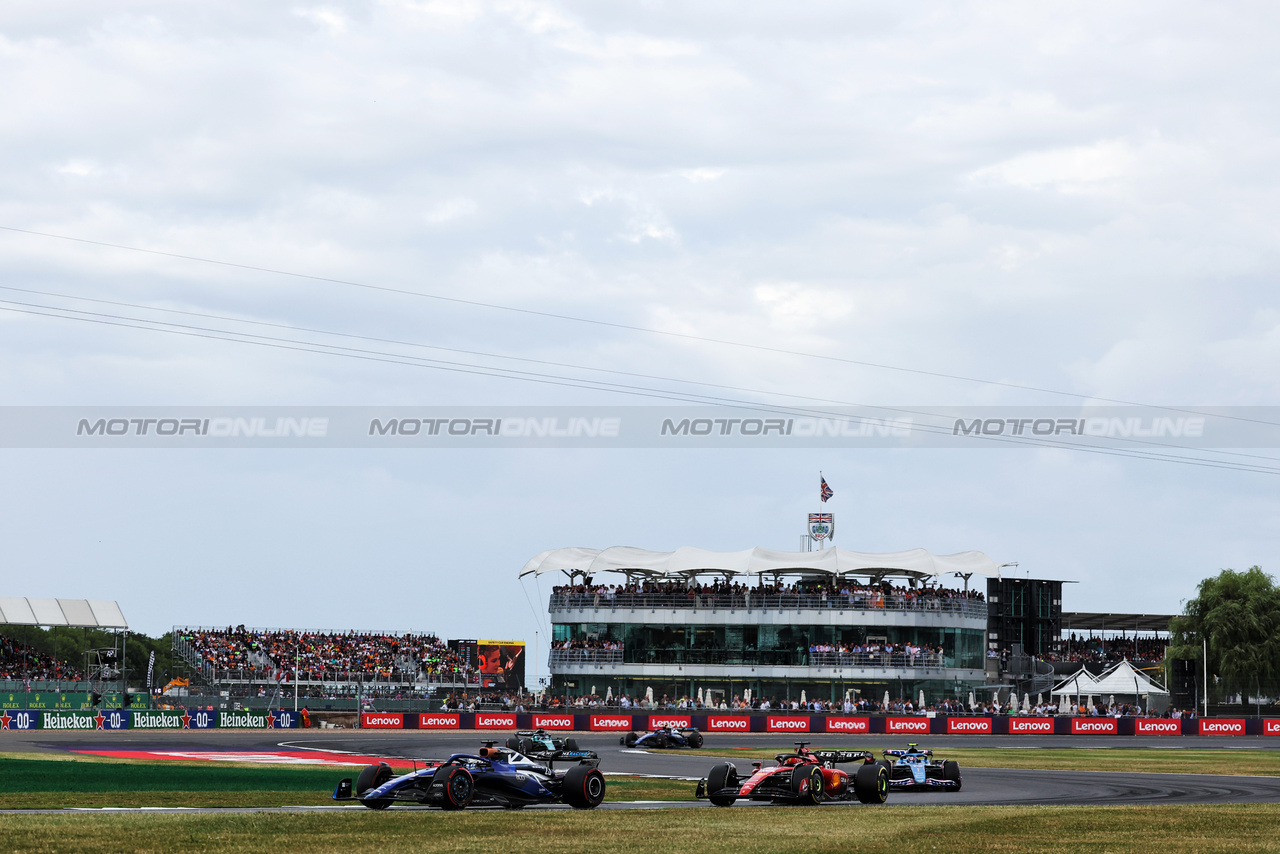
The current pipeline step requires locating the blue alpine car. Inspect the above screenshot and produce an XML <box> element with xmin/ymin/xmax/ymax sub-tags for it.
<box><xmin>879</xmin><ymin>744</ymin><xmax>962</xmax><ymax>791</ymax></box>
<box><xmin>333</xmin><ymin>742</ymin><xmax>606</xmax><ymax>810</ymax></box>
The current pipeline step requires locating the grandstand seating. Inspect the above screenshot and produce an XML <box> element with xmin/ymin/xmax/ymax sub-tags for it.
<box><xmin>0</xmin><ymin>635</ymin><xmax>86</xmax><ymax>682</ymax></box>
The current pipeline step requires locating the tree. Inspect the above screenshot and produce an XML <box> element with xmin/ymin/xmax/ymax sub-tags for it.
<box><xmin>1168</xmin><ymin>567</ymin><xmax>1280</xmax><ymax>702</ymax></box>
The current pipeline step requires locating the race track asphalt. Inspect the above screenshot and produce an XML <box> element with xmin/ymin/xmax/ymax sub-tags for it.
<box><xmin>6</xmin><ymin>729</ymin><xmax>1280</xmax><ymax>810</ymax></box>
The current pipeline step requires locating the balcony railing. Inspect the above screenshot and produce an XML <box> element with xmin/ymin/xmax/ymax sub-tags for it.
<box><xmin>549</xmin><ymin>591</ymin><xmax>987</xmax><ymax>619</ymax></box>
<box><xmin>549</xmin><ymin>647</ymin><xmax>958</xmax><ymax>669</ymax></box>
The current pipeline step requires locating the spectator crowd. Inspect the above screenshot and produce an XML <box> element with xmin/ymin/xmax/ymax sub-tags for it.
<box><xmin>0</xmin><ymin>635</ymin><xmax>85</xmax><ymax>682</ymax></box>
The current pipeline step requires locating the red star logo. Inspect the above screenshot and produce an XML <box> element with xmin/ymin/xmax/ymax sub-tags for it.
<box><xmin>0</xmin><ymin>710</ymin><xmax>12</xmax><ymax>730</ymax></box>
<box><xmin>181</xmin><ymin>711</ymin><xmax>192</xmax><ymax>728</ymax></box>
<box><xmin>94</xmin><ymin>712</ymin><xmax>106</xmax><ymax>730</ymax></box>
<box><xmin>267</xmin><ymin>710</ymin><xmax>279</xmax><ymax>728</ymax></box>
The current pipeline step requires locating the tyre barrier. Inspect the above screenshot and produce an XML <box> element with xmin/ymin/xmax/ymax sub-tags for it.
<box><xmin>2</xmin><ymin>708</ymin><xmax>1277</xmax><ymax>735</ymax></box>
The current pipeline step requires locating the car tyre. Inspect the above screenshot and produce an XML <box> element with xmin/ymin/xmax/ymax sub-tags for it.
<box><xmin>792</xmin><ymin>765</ymin><xmax>824</xmax><ymax>805</ymax></box>
<box><xmin>355</xmin><ymin>762</ymin><xmax>394</xmax><ymax>810</ymax></box>
<box><xmin>623</xmin><ymin>732</ymin><xmax>638</xmax><ymax>747</ymax></box>
<box><xmin>854</xmin><ymin>763</ymin><xmax>889</xmax><ymax>804</ymax></box>
<box><xmin>651</xmin><ymin>732</ymin><xmax>668</xmax><ymax>749</ymax></box>
<box><xmin>519</xmin><ymin>737</ymin><xmax>536</xmax><ymax>756</ymax></box>
<box><xmin>562</xmin><ymin>765</ymin><xmax>606</xmax><ymax>809</ymax></box>
<box><xmin>433</xmin><ymin>764</ymin><xmax>474</xmax><ymax>810</ymax></box>
<box><xmin>942</xmin><ymin>760</ymin><xmax>962</xmax><ymax>790</ymax></box>
<box><xmin>505</xmin><ymin>736</ymin><xmax>521</xmax><ymax>751</ymax></box>
<box><xmin>691</xmin><ymin>731</ymin><xmax>704</xmax><ymax>748</ymax></box>
<box><xmin>706</xmin><ymin>763</ymin><xmax>738</xmax><ymax>807</ymax></box>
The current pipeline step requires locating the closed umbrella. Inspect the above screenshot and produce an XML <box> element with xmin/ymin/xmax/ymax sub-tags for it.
<box><xmin>1009</xmin><ymin>691</ymin><xmax>1018</xmax><ymax>713</ymax></box>
<box><xmin>606</xmin><ymin>686</ymin><xmax>613</xmax><ymax>701</ymax></box>
<box><xmin>646</xmin><ymin>686</ymin><xmax>654</xmax><ymax>703</ymax></box>
<box><xmin>800</xmin><ymin>690</ymin><xmax>807</xmax><ymax>704</ymax></box>
<box><xmin>919</xmin><ymin>689</ymin><xmax>926</xmax><ymax>709</ymax></box>
<box><xmin>883</xmin><ymin>690</ymin><xmax>891</xmax><ymax>709</ymax></box>
<box><xmin>1022</xmin><ymin>694</ymin><xmax>1031</xmax><ymax>713</ymax></box>
<box><xmin>697</xmin><ymin>687</ymin><xmax>704</xmax><ymax>705</ymax></box>
<box><xmin>968</xmin><ymin>691</ymin><xmax>976</xmax><ymax>711</ymax></box>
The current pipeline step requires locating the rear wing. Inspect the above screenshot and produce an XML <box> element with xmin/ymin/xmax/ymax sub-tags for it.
<box><xmin>884</xmin><ymin>748</ymin><xmax>933</xmax><ymax>758</ymax></box>
<box><xmin>812</xmin><ymin>750</ymin><xmax>875</xmax><ymax>765</ymax></box>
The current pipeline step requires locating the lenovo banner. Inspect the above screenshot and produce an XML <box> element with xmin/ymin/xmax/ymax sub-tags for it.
<box><xmin>474</xmin><ymin>713</ymin><xmax>517</xmax><ymax>729</ymax></box>
<box><xmin>1009</xmin><ymin>718</ymin><xmax>1054</xmax><ymax>735</ymax></box>
<box><xmin>767</xmin><ymin>716</ymin><xmax>810</xmax><ymax>733</ymax></box>
<box><xmin>590</xmin><ymin>715</ymin><xmax>633</xmax><ymax>731</ymax></box>
<box><xmin>1070</xmin><ymin>718</ymin><xmax>1117</xmax><ymax>735</ymax></box>
<box><xmin>824</xmin><ymin>716</ymin><xmax>870</xmax><ymax>733</ymax></box>
<box><xmin>1199</xmin><ymin>718</ymin><xmax>1245</xmax><ymax>735</ymax></box>
<box><xmin>647</xmin><ymin>715</ymin><xmax>690</xmax><ymax>729</ymax></box>
<box><xmin>946</xmin><ymin>717</ymin><xmax>992</xmax><ymax>734</ymax></box>
<box><xmin>360</xmin><ymin>713</ymin><xmax>404</xmax><ymax>729</ymax></box>
<box><xmin>532</xmin><ymin>714</ymin><xmax>575</xmax><ymax>730</ymax></box>
<box><xmin>705</xmin><ymin>716</ymin><xmax>751</xmax><ymax>732</ymax></box>
<box><xmin>418</xmin><ymin>713</ymin><xmax>461</xmax><ymax>729</ymax></box>
<box><xmin>1264</xmin><ymin>719</ymin><xmax>1280</xmax><ymax>736</ymax></box>
<box><xmin>1134</xmin><ymin>719</ymin><xmax>1182</xmax><ymax>735</ymax></box>
<box><xmin>885</xmin><ymin>716</ymin><xmax>930</xmax><ymax>734</ymax></box>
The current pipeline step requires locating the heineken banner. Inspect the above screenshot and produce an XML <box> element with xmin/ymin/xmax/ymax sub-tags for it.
<box><xmin>39</xmin><ymin>710</ymin><xmax>98</xmax><ymax>730</ymax></box>
<box><xmin>130</xmin><ymin>710</ymin><xmax>187</xmax><ymax>729</ymax></box>
<box><xmin>0</xmin><ymin>708</ymin><xmax>296</xmax><ymax>729</ymax></box>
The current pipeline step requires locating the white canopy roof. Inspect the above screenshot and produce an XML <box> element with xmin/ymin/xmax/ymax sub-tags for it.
<box><xmin>1051</xmin><ymin>667</ymin><xmax>1101</xmax><ymax>697</ymax></box>
<box><xmin>1052</xmin><ymin>660</ymin><xmax>1168</xmax><ymax>697</ymax></box>
<box><xmin>519</xmin><ymin>546</ymin><xmax>1005</xmax><ymax>581</ymax></box>
<box><xmin>0</xmin><ymin>598</ymin><xmax>128</xmax><ymax>629</ymax></box>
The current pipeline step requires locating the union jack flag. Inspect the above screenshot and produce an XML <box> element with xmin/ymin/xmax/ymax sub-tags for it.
<box><xmin>820</xmin><ymin>475</ymin><xmax>833</xmax><ymax>503</ymax></box>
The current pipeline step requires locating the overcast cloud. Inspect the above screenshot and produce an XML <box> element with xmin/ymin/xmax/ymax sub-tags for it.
<box><xmin>1</xmin><ymin>3</ymin><xmax>1278</xmax><ymax>682</ymax></box>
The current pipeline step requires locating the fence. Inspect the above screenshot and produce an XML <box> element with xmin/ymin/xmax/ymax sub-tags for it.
<box><xmin>549</xmin><ymin>591</ymin><xmax>987</xmax><ymax>618</ymax></box>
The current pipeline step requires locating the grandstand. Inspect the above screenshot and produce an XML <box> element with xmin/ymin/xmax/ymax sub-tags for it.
<box><xmin>170</xmin><ymin>626</ymin><xmax>482</xmax><ymax>702</ymax></box>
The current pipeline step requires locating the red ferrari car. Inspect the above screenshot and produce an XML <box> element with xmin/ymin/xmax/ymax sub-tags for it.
<box><xmin>695</xmin><ymin>742</ymin><xmax>889</xmax><ymax>806</ymax></box>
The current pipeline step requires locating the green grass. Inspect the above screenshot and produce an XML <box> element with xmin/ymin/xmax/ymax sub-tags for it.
<box><xmin>1</xmin><ymin>805</ymin><xmax>1279</xmax><ymax>853</ymax></box>
<box><xmin>0</xmin><ymin>755</ymin><xmax>693</xmax><ymax>808</ymax></box>
<box><xmin>672</xmin><ymin>746</ymin><xmax>1280</xmax><ymax>777</ymax></box>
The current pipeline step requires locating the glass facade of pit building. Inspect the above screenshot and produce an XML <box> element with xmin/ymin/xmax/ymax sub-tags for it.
<box><xmin>546</xmin><ymin>587</ymin><xmax>988</xmax><ymax>705</ymax></box>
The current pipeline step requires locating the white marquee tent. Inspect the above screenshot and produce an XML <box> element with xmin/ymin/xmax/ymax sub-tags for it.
<box><xmin>1052</xmin><ymin>660</ymin><xmax>1167</xmax><ymax>701</ymax></box>
<box><xmin>519</xmin><ymin>546</ymin><xmax>1005</xmax><ymax>583</ymax></box>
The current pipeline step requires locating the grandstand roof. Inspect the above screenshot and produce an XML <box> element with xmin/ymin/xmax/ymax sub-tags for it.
<box><xmin>519</xmin><ymin>546</ymin><xmax>1006</xmax><ymax>582</ymax></box>
<box><xmin>1061</xmin><ymin>612</ymin><xmax>1175</xmax><ymax>633</ymax></box>
<box><xmin>0</xmin><ymin>598</ymin><xmax>128</xmax><ymax>629</ymax></box>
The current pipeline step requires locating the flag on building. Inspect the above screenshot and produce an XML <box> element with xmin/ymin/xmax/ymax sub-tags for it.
<box><xmin>820</xmin><ymin>475</ymin><xmax>833</xmax><ymax>503</ymax></box>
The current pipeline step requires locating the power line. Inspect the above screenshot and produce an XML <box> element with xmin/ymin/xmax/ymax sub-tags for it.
<box><xmin>3</xmin><ymin>299</ymin><xmax>1279</xmax><ymax>475</ymax></box>
<box><xmin>3</xmin><ymin>224</ymin><xmax>1276</xmax><ymax>429</ymax></box>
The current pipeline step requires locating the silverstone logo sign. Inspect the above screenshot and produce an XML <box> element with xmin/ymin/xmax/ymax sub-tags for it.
<box><xmin>533</xmin><ymin>715</ymin><xmax>575</xmax><ymax>730</ymax></box>
<box><xmin>475</xmin><ymin>714</ymin><xmax>516</xmax><ymax>729</ymax></box>
<box><xmin>1199</xmin><ymin>718</ymin><xmax>1245</xmax><ymax>735</ymax></box>
<box><xmin>590</xmin><ymin>715</ymin><xmax>632</xmax><ymax>731</ymax></box>
<box><xmin>8</xmin><ymin>405</ymin><xmax>1272</xmax><ymax>449</ymax></box>
<box><xmin>885</xmin><ymin>717</ymin><xmax>930</xmax><ymax>733</ymax></box>
<box><xmin>824</xmin><ymin>717</ymin><xmax>870</xmax><ymax>733</ymax></box>
<box><xmin>1070</xmin><ymin>719</ymin><xmax>1117</xmax><ymax>735</ymax></box>
<box><xmin>947</xmin><ymin>718</ymin><xmax>992</xmax><ymax>734</ymax></box>
<box><xmin>361</xmin><ymin>713</ymin><xmax>403</xmax><ymax>729</ymax></box>
<box><xmin>705</xmin><ymin>716</ymin><xmax>750</xmax><ymax>731</ymax></box>
<box><xmin>419</xmin><ymin>713</ymin><xmax>460</xmax><ymax>729</ymax></box>
<box><xmin>767</xmin><ymin>716</ymin><xmax>810</xmax><ymax>732</ymax></box>
<box><xmin>1135</xmin><ymin>719</ymin><xmax>1182</xmax><ymax>735</ymax></box>
<box><xmin>1009</xmin><ymin>718</ymin><xmax>1054</xmax><ymax>735</ymax></box>
<box><xmin>647</xmin><ymin>715</ymin><xmax>690</xmax><ymax>729</ymax></box>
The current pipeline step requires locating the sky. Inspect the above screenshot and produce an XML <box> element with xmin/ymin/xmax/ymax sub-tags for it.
<box><xmin>1</xmin><ymin>2</ymin><xmax>1278</xmax><ymax>685</ymax></box>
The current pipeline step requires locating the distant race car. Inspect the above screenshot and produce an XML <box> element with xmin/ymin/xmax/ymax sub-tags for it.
<box><xmin>333</xmin><ymin>742</ymin><xmax>606</xmax><ymax>810</ymax></box>
<box><xmin>621</xmin><ymin>725</ymin><xmax>704</xmax><ymax>749</ymax></box>
<box><xmin>878</xmin><ymin>744</ymin><xmax>962</xmax><ymax>791</ymax></box>
<box><xmin>696</xmin><ymin>742</ymin><xmax>889</xmax><ymax>806</ymax></box>
<box><xmin>506</xmin><ymin>729</ymin><xmax>583</xmax><ymax>755</ymax></box>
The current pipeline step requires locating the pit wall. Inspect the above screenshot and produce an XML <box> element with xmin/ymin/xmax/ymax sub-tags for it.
<box><xmin>3</xmin><ymin>708</ymin><xmax>1276</xmax><ymax>734</ymax></box>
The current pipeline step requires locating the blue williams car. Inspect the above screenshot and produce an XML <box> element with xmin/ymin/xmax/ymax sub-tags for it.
<box><xmin>622</xmin><ymin>725</ymin><xmax>703</xmax><ymax>749</ymax></box>
<box><xmin>879</xmin><ymin>744</ymin><xmax>962</xmax><ymax>791</ymax></box>
<box><xmin>333</xmin><ymin>742</ymin><xmax>606</xmax><ymax>810</ymax></box>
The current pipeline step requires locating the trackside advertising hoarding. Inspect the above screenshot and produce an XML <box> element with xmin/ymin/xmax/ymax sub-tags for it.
<box><xmin>647</xmin><ymin>715</ymin><xmax>690</xmax><ymax>728</ymax></box>
<box><xmin>885</xmin><ymin>716</ymin><xmax>930</xmax><ymax>734</ymax></box>
<box><xmin>474</xmin><ymin>713</ymin><xmax>516</xmax><ymax>729</ymax></box>
<box><xmin>705</xmin><ymin>715</ymin><xmax>751</xmax><ymax>732</ymax></box>
<box><xmin>219</xmin><ymin>710</ymin><xmax>271</xmax><ymax>729</ymax></box>
<box><xmin>1070</xmin><ymin>718</ymin><xmax>1117</xmax><ymax>735</ymax></box>
<box><xmin>1135</xmin><ymin>719</ymin><xmax>1182</xmax><ymax>735</ymax></box>
<box><xmin>1265</xmin><ymin>719</ymin><xmax>1280</xmax><ymax>736</ymax></box>
<box><xmin>1199</xmin><ymin>718</ymin><xmax>1245</xmax><ymax>735</ymax></box>
<box><xmin>767</xmin><ymin>716</ymin><xmax>810</xmax><ymax>733</ymax></box>
<box><xmin>532</xmin><ymin>714</ymin><xmax>575</xmax><ymax>730</ymax></box>
<box><xmin>361</xmin><ymin>713</ymin><xmax>404</xmax><ymax>729</ymax></box>
<box><xmin>824</xmin><ymin>716</ymin><xmax>870</xmax><ymax>733</ymax></box>
<box><xmin>590</xmin><ymin>714</ymin><xmax>633</xmax><ymax>731</ymax></box>
<box><xmin>131</xmin><ymin>710</ymin><xmax>186</xmax><ymax>729</ymax></box>
<box><xmin>0</xmin><ymin>710</ymin><xmax>39</xmax><ymax>730</ymax></box>
<box><xmin>419</xmin><ymin>713</ymin><xmax>461</xmax><ymax>729</ymax></box>
<box><xmin>40</xmin><ymin>710</ymin><xmax>98</xmax><ymax>730</ymax></box>
<box><xmin>947</xmin><ymin>717</ymin><xmax>993</xmax><ymax>734</ymax></box>
<box><xmin>1009</xmin><ymin>718</ymin><xmax>1054</xmax><ymax>735</ymax></box>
